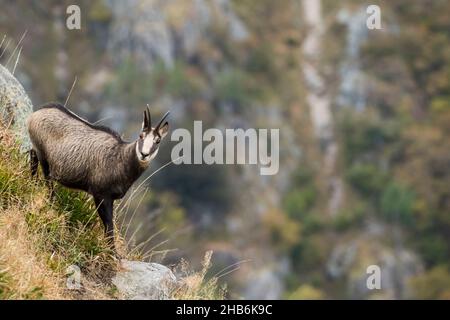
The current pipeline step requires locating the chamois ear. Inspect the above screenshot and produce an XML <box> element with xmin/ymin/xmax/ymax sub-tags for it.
<box><xmin>154</xmin><ymin>111</ymin><xmax>170</xmax><ymax>135</ymax></box>
<box><xmin>158</xmin><ymin>122</ymin><xmax>169</xmax><ymax>138</ymax></box>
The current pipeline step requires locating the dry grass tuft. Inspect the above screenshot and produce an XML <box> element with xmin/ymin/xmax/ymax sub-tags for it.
<box><xmin>0</xmin><ymin>206</ymin><xmax>65</xmax><ymax>299</ymax></box>
<box><xmin>172</xmin><ymin>251</ymin><xmax>226</xmax><ymax>300</ymax></box>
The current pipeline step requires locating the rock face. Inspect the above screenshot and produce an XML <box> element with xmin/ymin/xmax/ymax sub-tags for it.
<box><xmin>106</xmin><ymin>0</ymin><xmax>249</xmax><ymax>70</ymax></box>
<box><xmin>112</xmin><ymin>260</ymin><xmax>178</xmax><ymax>300</ymax></box>
<box><xmin>326</xmin><ymin>235</ymin><xmax>424</xmax><ymax>299</ymax></box>
<box><xmin>0</xmin><ymin>63</ymin><xmax>33</xmax><ymax>151</ymax></box>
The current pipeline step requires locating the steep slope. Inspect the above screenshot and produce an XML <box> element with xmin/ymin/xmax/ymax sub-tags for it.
<box><xmin>0</xmin><ymin>61</ymin><xmax>223</xmax><ymax>300</ymax></box>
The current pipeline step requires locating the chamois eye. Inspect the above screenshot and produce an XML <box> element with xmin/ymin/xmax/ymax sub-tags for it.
<box><xmin>156</xmin><ymin>138</ymin><xmax>161</xmax><ymax>144</ymax></box>
<box><xmin>139</xmin><ymin>133</ymin><xmax>144</xmax><ymax>139</ymax></box>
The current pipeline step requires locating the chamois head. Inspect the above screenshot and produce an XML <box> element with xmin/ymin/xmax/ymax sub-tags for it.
<box><xmin>136</xmin><ymin>105</ymin><xmax>169</xmax><ymax>163</ymax></box>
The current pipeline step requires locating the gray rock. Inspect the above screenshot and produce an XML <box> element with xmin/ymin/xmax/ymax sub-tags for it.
<box><xmin>326</xmin><ymin>242</ymin><xmax>358</xmax><ymax>279</ymax></box>
<box><xmin>243</xmin><ymin>258</ymin><xmax>289</xmax><ymax>299</ymax></box>
<box><xmin>112</xmin><ymin>260</ymin><xmax>177</xmax><ymax>300</ymax></box>
<box><xmin>326</xmin><ymin>237</ymin><xmax>424</xmax><ymax>299</ymax></box>
<box><xmin>105</xmin><ymin>0</ymin><xmax>249</xmax><ymax>70</ymax></box>
<box><xmin>106</xmin><ymin>0</ymin><xmax>175</xmax><ymax>68</ymax></box>
<box><xmin>0</xmin><ymin>63</ymin><xmax>33</xmax><ymax>151</ymax></box>
<box><xmin>244</xmin><ymin>268</ymin><xmax>283</xmax><ymax>300</ymax></box>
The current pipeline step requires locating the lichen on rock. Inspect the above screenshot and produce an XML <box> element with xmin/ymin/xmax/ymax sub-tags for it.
<box><xmin>0</xmin><ymin>63</ymin><xmax>33</xmax><ymax>151</ymax></box>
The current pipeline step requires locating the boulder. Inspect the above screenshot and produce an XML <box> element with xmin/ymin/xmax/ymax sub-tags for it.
<box><xmin>112</xmin><ymin>260</ymin><xmax>178</xmax><ymax>300</ymax></box>
<box><xmin>0</xmin><ymin>63</ymin><xmax>33</xmax><ymax>150</ymax></box>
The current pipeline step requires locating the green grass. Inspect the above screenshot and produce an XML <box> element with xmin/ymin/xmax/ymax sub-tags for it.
<box><xmin>0</xmin><ymin>129</ymin><xmax>118</xmax><ymax>298</ymax></box>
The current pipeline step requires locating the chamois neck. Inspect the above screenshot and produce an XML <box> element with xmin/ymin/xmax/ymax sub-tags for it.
<box><xmin>124</xmin><ymin>141</ymin><xmax>149</xmax><ymax>176</ymax></box>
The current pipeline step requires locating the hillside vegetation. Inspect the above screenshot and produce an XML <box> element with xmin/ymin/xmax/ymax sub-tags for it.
<box><xmin>0</xmin><ymin>124</ymin><xmax>124</xmax><ymax>298</ymax></box>
<box><xmin>0</xmin><ymin>124</ymin><xmax>224</xmax><ymax>299</ymax></box>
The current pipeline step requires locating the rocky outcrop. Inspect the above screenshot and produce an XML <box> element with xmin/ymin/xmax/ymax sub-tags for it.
<box><xmin>0</xmin><ymin>63</ymin><xmax>33</xmax><ymax>151</ymax></box>
<box><xmin>326</xmin><ymin>234</ymin><xmax>424</xmax><ymax>299</ymax></box>
<box><xmin>112</xmin><ymin>260</ymin><xmax>178</xmax><ymax>300</ymax></box>
<box><xmin>302</xmin><ymin>0</ymin><xmax>344</xmax><ymax>216</ymax></box>
<box><xmin>106</xmin><ymin>0</ymin><xmax>249</xmax><ymax>69</ymax></box>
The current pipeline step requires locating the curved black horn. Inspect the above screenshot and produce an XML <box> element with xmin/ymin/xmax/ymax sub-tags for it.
<box><xmin>155</xmin><ymin>111</ymin><xmax>170</xmax><ymax>131</ymax></box>
<box><xmin>146</xmin><ymin>104</ymin><xmax>152</xmax><ymax>129</ymax></box>
<box><xmin>142</xmin><ymin>110</ymin><xmax>149</xmax><ymax>131</ymax></box>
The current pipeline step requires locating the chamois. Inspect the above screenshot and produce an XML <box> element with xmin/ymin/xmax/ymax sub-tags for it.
<box><xmin>27</xmin><ymin>102</ymin><xmax>169</xmax><ymax>248</ymax></box>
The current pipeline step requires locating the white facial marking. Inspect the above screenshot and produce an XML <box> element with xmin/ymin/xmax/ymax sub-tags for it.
<box><xmin>135</xmin><ymin>142</ymin><xmax>144</xmax><ymax>161</ymax></box>
<box><xmin>136</xmin><ymin>133</ymin><xmax>157</xmax><ymax>163</ymax></box>
<box><xmin>142</xmin><ymin>134</ymin><xmax>154</xmax><ymax>156</ymax></box>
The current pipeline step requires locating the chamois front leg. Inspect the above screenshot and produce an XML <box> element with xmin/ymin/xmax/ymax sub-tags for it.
<box><xmin>40</xmin><ymin>157</ymin><xmax>55</xmax><ymax>199</ymax></box>
<box><xmin>30</xmin><ymin>151</ymin><xmax>55</xmax><ymax>199</ymax></box>
<box><xmin>30</xmin><ymin>149</ymin><xmax>39</xmax><ymax>177</ymax></box>
<box><xmin>94</xmin><ymin>196</ymin><xmax>115</xmax><ymax>249</ymax></box>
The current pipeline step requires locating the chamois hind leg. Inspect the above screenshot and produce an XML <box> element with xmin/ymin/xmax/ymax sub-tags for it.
<box><xmin>30</xmin><ymin>149</ymin><xmax>39</xmax><ymax>177</ymax></box>
<box><xmin>94</xmin><ymin>196</ymin><xmax>115</xmax><ymax>250</ymax></box>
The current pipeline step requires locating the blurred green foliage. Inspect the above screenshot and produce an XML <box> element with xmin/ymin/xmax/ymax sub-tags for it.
<box><xmin>346</xmin><ymin>163</ymin><xmax>387</xmax><ymax>198</ymax></box>
<box><xmin>379</xmin><ymin>183</ymin><xmax>414</xmax><ymax>225</ymax></box>
<box><xmin>411</xmin><ymin>266</ymin><xmax>450</xmax><ymax>299</ymax></box>
<box><xmin>105</xmin><ymin>59</ymin><xmax>155</xmax><ymax>106</ymax></box>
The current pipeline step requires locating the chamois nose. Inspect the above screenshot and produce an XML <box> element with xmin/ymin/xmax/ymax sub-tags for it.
<box><xmin>140</xmin><ymin>151</ymin><xmax>150</xmax><ymax>158</ymax></box>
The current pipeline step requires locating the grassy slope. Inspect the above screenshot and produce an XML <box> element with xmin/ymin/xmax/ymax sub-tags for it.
<box><xmin>0</xmin><ymin>126</ymin><xmax>120</xmax><ymax>299</ymax></box>
<box><xmin>0</xmin><ymin>125</ymin><xmax>224</xmax><ymax>300</ymax></box>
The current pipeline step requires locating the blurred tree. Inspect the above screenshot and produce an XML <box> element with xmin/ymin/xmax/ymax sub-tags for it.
<box><xmin>411</xmin><ymin>266</ymin><xmax>450</xmax><ymax>300</ymax></box>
